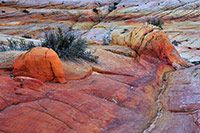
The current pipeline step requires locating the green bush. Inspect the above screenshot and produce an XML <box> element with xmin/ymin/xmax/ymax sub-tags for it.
<box><xmin>102</xmin><ymin>30</ymin><xmax>112</xmax><ymax>45</ymax></box>
<box><xmin>108</xmin><ymin>2</ymin><xmax>118</xmax><ymax>12</ymax></box>
<box><xmin>147</xmin><ymin>18</ymin><xmax>164</xmax><ymax>30</ymax></box>
<box><xmin>102</xmin><ymin>35</ymin><xmax>111</xmax><ymax>45</ymax></box>
<box><xmin>42</xmin><ymin>27</ymin><xmax>98</xmax><ymax>63</ymax></box>
<box><xmin>172</xmin><ymin>40</ymin><xmax>181</xmax><ymax>46</ymax></box>
<box><xmin>5</xmin><ymin>39</ymin><xmax>35</xmax><ymax>51</ymax></box>
<box><xmin>92</xmin><ymin>8</ymin><xmax>98</xmax><ymax>13</ymax></box>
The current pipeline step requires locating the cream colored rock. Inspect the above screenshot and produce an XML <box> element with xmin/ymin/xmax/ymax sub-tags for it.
<box><xmin>0</xmin><ymin>51</ymin><xmax>24</xmax><ymax>69</ymax></box>
<box><xmin>62</xmin><ymin>59</ymin><xmax>92</xmax><ymax>80</ymax></box>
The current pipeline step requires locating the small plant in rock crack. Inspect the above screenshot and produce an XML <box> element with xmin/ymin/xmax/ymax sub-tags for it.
<box><xmin>0</xmin><ymin>42</ymin><xmax>8</xmax><ymax>52</ymax></box>
<box><xmin>22</xmin><ymin>9</ymin><xmax>30</xmax><ymax>14</ymax></box>
<box><xmin>108</xmin><ymin>2</ymin><xmax>118</xmax><ymax>12</ymax></box>
<box><xmin>1</xmin><ymin>39</ymin><xmax>35</xmax><ymax>52</ymax></box>
<box><xmin>147</xmin><ymin>18</ymin><xmax>164</xmax><ymax>30</ymax></box>
<box><xmin>102</xmin><ymin>30</ymin><xmax>112</xmax><ymax>45</ymax></box>
<box><xmin>102</xmin><ymin>35</ymin><xmax>111</xmax><ymax>45</ymax></box>
<box><xmin>172</xmin><ymin>40</ymin><xmax>181</xmax><ymax>46</ymax></box>
<box><xmin>41</xmin><ymin>27</ymin><xmax>99</xmax><ymax>63</ymax></box>
<box><xmin>22</xmin><ymin>34</ymin><xmax>32</xmax><ymax>39</ymax></box>
<box><xmin>92</xmin><ymin>8</ymin><xmax>98</xmax><ymax>13</ymax></box>
<box><xmin>191</xmin><ymin>61</ymin><xmax>200</xmax><ymax>65</ymax></box>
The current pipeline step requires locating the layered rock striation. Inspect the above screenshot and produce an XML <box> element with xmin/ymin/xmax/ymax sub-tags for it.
<box><xmin>0</xmin><ymin>46</ymin><xmax>174</xmax><ymax>132</ymax></box>
<box><xmin>111</xmin><ymin>24</ymin><xmax>193</xmax><ymax>68</ymax></box>
<box><xmin>0</xmin><ymin>0</ymin><xmax>199</xmax><ymax>132</ymax></box>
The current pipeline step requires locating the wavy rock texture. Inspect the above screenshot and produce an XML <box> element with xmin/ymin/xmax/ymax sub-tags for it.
<box><xmin>0</xmin><ymin>48</ymin><xmax>174</xmax><ymax>132</ymax></box>
<box><xmin>111</xmin><ymin>24</ymin><xmax>192</xmax><ymax>67</ymax></box>
<box><xmin>0</xmin><ymin>50</ymin><xmax>24</xmax><ymax>69</ymax></box>
<box><xmin>62</xmin><ymin>59</ymin><xmax>93</xmax><ymax>80</ymax></box>
<box><xmin>0</xmin><ymin>0</ymin><xmax>200</xmax><ymax>132</ymax></box>
<box><xmin>14</xmin><ymin>76</ymin><xmax>48</xmax><ymax>92</ymax></box>
<box><xmin>0</xmin><ymin>0</ymin><xmax>199</xmax><ymax>62</ymax></box>
<box><xmin>145</xmin><ymin>65</ymin><xmax>200</xmax><ymax>133</ymax></box>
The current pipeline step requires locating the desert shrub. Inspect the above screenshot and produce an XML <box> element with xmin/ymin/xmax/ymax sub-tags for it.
<box><xmin>92</xmin><ymin>8</ymin><xmax>98</xmax><ymax>13</ymax></box>
<box><xmin>8</xmin><ymin>39</ymin><xmax>35</xmax><ymax>51</ymax></box>
<box><xmin>102</xmin><ymin>30</ymin><xmax>112</xmax><ymax>45</ymax></box>
<box><xmin>0</xmin><ymin>44</ymin><xmax>8</xmax><ymax>52</ymax></box>
<box><xmin>22</xmin><ymin>35</ymin><xmax>32</xmax><ymax>39</ymax></box>
<box><xmin>0</xmin><ymin>39</ymin><xmax>35</xmax><ymax>52</ymax></box>
<box><xmin>191</xmin><ymin>61</ymin><xmax>200</xmax><ymax>65</ymax></box>
<box><xmin>108</xmin><ymin>2</ymin><xmax>118</xmax><ymax>12</ymax></box>
<box><xmin>172</xmin><ymin>40</ymin><xmax>181</xmax><ymax>46</ymax></box>
<box><xmin>147</xmin><ymin>18</ymin><xmax>164</xmax><ymax>30</ymax></box>
<box><xmin>22</xmin><ymin>9</ymin><xmax>30</xmax><ymax>13</ymax></box>
<box><xmin>102</xmin><ymin>34</ymin><xmax>111</xmax><ymax>45</ymax></box>
<box><xmin>41</xmin><ymin>27</ymin><xmax>98</xmax><ymax>63</ymax></box>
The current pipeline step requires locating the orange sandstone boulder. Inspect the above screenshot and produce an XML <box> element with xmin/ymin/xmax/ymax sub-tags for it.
<box><xmin>111</xmin><ymin>24</ymin><xmax>193</xmax><ymax>68</ymax></box>
<box><xmin>13</xmin><ymin>47</ymin><xmax>66</xmax><ymax>83</ymax></box>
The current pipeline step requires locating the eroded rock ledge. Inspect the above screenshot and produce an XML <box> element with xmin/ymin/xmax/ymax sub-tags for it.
<box><xmin>145</xmin><ymin>65</ymin><xmax>200</xmax><ymax>133</ymax></box>
<box><xmin>0</xmin><ymin>0</ymin><xmax>199</xmax><ymax>132</ymax></box>
<box><xmin>0</xmin><ymin>50</ymin><xmax>174</xmax><ymax>132</ymax></box>
<box><xmin>0</xmin><ymin>46</ymin><xmax>199</xmax><ymax>132</ymax></box>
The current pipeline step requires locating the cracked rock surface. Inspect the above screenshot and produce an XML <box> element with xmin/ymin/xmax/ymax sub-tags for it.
<box><xmin>13</xmin><ymin>47</ymin><xmax>67</xmax><ymax>83</ymax></box>
<box><xmin>0</xmin><ymin>50</ymin><xmax>174</xmax><ymax>132</ymax></box>
<box><xmin>0</xmin><ymin>0</ymin><xmax>199</xmax><ymax>63</ymax></box>
<box><xmin>145</xmin><ymin>65</ymin><xmax>200</xmax><ymax>133</ymax></box>
<box><xmin>0</xmin><ymin>0</ymin><xmax>200</xmax><ymax>132</ymax></box>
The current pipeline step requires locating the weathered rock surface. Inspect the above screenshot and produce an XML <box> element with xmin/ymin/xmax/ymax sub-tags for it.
<box><xmin>13</xmin><ymin>47</ymin><xmax>66</xmax><ymax>83</ymax></box>
<box><xmin>84</xmin><ymin>0</ymin><xmax>200</xmax><ymax>63</ymax></box>
<box><xmin>62</xmin><ymin>59</ymin><xmax>93</xmax><ymax>80</ymax></box>
<box><xmin>0</xmin><ymin>48</ymin><xmax>174</xmax><ymax>132</ymax></box>
<box><xmin>111</xmin><ymin>24</ymin><xmax>193</xmax><ymax>68</ymax></box>
<box><xmin>144</xmin><ymin>65</ymin><xmax>200</xmax><ymax>133</ymax></box>
<box><xmin>0</xmin><ymin>75</ymin><xmax>47</xmax><ymax>112</ymax></box>
<box><xmin>14</xmin><ymin>76</ymin><xmax>48</xmax><ymax>92</ymax></box>
<box><xmin>0</xmin><ymin>0</ymin><xmax>199</xmax><ymax>132</ymax></box>
<box><xmin>0</xmin><ymin>51</ymin><xmax>24</xmax><ymax>69</ymax></box>
<box><xmin>162</xmin><ymin>65</ymin><xmax>200</xmax><ymax>112</ymax></box>
<box><xmin>0</xmin><ymin>0</ymin><xmax>199</xmax><ymax>63</ymax></box>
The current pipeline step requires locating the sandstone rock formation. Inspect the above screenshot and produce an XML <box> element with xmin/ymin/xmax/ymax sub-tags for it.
<box><xmin>1</xmin><ymin>0</ymin><xmax>199</xmax><ymax>63</ymax></box>
<box><xmin>0</xmin><ymin>46</ymin><xmax>174</xmax><ymax>132</ymax></box>
<box><xmin>13</xmin><ymin>47</ymin><xmax>66</xmax><ymax>83</ymax></box>
<box><xmin>0</xmin><ymin>75</ymin><xmax>47</xmax><ymax>112</ymax></box>
<box><xmin>14</xmin><ymin>76</ymin><xmax>47</xmax><ymax>92</ymax></box>
<box><xmin>1</xmin><ymin>45</ymin><xmax>198</xmax><ymax>132</ymax></box>
<box><xmin>145</xmin><ymin>65</ymin><xmax>200</xmax><ymax>133</ymax></box>
<box><xmin>0</xmin><ymin>0</ymin><xmax>199</xmax><ymax>132</ymax></box>
<box><xmin>111</xmin><ymin>24</ymin><xmax>193</xmax><ymax>68</ymax></box>
<box><xmin>62</xmin><ymin>59</ymin><xmax>93</xmax><ymax>80</ymax></box>
<box><xmin>0</xmin><ymin>51</ymin><xmax>24</xmax><ymax>69</ymax></box>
